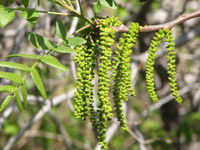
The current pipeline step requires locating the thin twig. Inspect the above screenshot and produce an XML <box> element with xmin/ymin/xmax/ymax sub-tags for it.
<box><xmin>112</xmin><ymin>11</ymin><xmax>200</xmax><ymax>32</ymax></box>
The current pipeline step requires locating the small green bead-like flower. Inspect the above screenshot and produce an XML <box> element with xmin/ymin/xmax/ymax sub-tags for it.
<box><xmin>146</xmin><ymin>29</ymin><xmax>166</xmax><ymax>102</ymax></box>
<box><xmin>164</xmin><ymin>29</ymin><xmax>183</xmax><ymax>103</ymax></box>
<box><xmin>73</xmin><ymin>41</ymin><xmax>97</xmax><ymax>123</ymax></box>
<box><xmin>113</xmin><ymin>22</ymin><xmax>140</xmax><ymax>131</ymax></box>
<box><xmin>96</xmin><ymin>17</ymin><xmax>122</xmax><ymax>150</ymax></box>
<box><xmin>146</xmin><ymin>29</ymin><xmax>183</xmax><ymax>104</ymax></box>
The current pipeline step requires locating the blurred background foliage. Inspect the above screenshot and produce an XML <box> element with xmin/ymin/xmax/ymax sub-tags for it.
<box><xmin>0</xmin><ymin>0</ymin><xmax>200</xmax><ymax>150</ymax></box>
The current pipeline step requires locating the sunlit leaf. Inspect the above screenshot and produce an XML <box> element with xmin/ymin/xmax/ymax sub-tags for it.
<box><xmin>30</xmin><ymin>68</ymin><xmax>46</xmax><ymax>100</ymax></box>
<box><xmin>93</xmin><ymin>1</ymin><xmax>102</xmax><ymax>13</ymax></box>
<box><xmin>66</xmin><ymin>37</ymin><xmax>86</xmax><ymax>46</ymax></box>
<box><xmin>0</xmin><ymin>5</ymin><xmax>15</xmax><ymax>28</ymax></box>
<box><xmin>52</xmin><ymin>45</ymin><xmax>76</xmax><ymax>53</ymax></box>
<box><xmin>27</xmin><ymin>32</ymin><xmax>54</xmax><ymax>50</ymax></box>
<box><xmin>99</xmin><ymin>0</ymin><xmax>117</xmax><ymax>9</ymax></box>
<box><xmin>0</xmin><ymin>95</ymin><xmax>14</xmax><ymax>112</ymax></box>
<box><xmin>15</xmin><ymin>90</ymin><xmax>23</xmax><ymax>111</ymax></box>
<box><xmin>0</xmin><ymin>85</ymin><xmax>17</xmax><ymax>94</ymax></box>
<box><xmin>7</xmin><ymin>54</ymin><xmax>42</xmax><ymax>59</ymax></box>
<box><xmin>41</xmin><ymin>55</ymin><xmax>68</xmax><ymax>72</ymax></box>
<box><xmin>0</xmin><ymin>71</ymin><xmax>23</xmax><ymax>83</ymax></box>
<box><xmin>56</xmin><ymin>18</ymin><xmax>67</xmax><ymax>40</ymax></box>
<box><xmin>21</xmin><ymin>9</ymin><xmax>38</xmax><ymax>23</ymax></box>
<box><xmin>21</xmin><ymin>81</ymin><xmax>28</xmax><ymax>108</ymax></box>
<box><xmin>0</xmin><ymin>62</ymin><xmax>31</xmax><ymax>71</ymax></box>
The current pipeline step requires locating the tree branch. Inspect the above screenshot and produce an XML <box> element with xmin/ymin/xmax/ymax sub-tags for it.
<box><xmin>112</xmin><ymin>10</ymin><xmax>200</xmax><ymax>32</ymax></box>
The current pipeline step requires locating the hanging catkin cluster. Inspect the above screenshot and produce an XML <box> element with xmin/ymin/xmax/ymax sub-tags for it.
<box><xmin>96</xmin><ymin>17</ymin><xmax>122</xmax><ymax>149</ymax></box>
<box><xmin>146</xmin><ymin>29</ymin><xmax>183</xmax><ymax>103</ymax></box>
<box><xmin>73</xmin><ymin>42</ymin><xmax>97</xmax><ymax>123</ymax></box>
<box><xmin>73</xmin><ymin>17</ymin><xmax>141</xmax><ymax>150</ymax></box>
<box><xmin>113</xmin><ymin>22</ymin><xmax>140</xmax><ymax>131</ymax></box>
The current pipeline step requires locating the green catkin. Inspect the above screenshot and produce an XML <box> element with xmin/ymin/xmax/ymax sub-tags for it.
<box><xmin>73</xmin><ymin>42</ymin><xmax>97</xmax><ymax>122</ymax></box>
<box><xmin>164</xmin><ymin>29</ymin><xmax>183</xmax><ymax>103</ymax></box>
<box><xmin>113</xmin><ymin>22</ymin><xmax>140</xmax><ymax>131</ymax></box>
<box><xmin>87</xmin><ymin>43</ymin><xmax>98</xmax><ymax>126</ymax></box>
<box><xmin>74</xmin><ymin>45</ymin><xmax>88</xmax><ymax>120</ymax></box>
<box><xmin>146</xmin><ymin>29</ymin><xmax>165</xmax><ymax>102</ymax></box>
<box><xmin>146</xmin><ymin>29</ymin><xmax>183</xmax><ymax>103</ymax></box>
<box><xmin>97</xmin><ymin>17</ymin><xmax>122</xmax><ymax>150</ymax></box>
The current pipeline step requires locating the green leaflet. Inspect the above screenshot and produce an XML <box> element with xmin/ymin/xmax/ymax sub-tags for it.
<box><xmin>27</xmin><ymin>32</ymin><xmax>54</xmax><ymax>50</ymax></box>
<box><xmin>21</xmin><ymin>81</ymin><xmax>28</xmax><ymax>108</ymax></box>
<box><xmin>41</xmin><ymin>55</ymin><xmax>68</xmax><ymax>72</ymax></box>
<box><xmin>0</xmin><ymin>95</ymin><xmax>14</xmax><ymax>112</ymax></box>
<box><xmin>0</xmin><ymin>85</ymin><xmax>17</xmax><ymax>94</ymax></box>
<box><xmin>0</xmin><ymin>71</ymin><xmax>23</xmax><ymax>83</ymax></box>
<box><xmin>93</xmin><ymin>1</ymin><xmax>102</xmax><ymax>13</ymax></box>
<box><xmin>99</xmin><ymin>0</ymin><xmax>117</xmax><ymax>9</ymax></box>
<box><xmin>0</xmin><ymin>86</ymin><xmax>23</xmax><ymax>111</ymax></box>
<box><xmin>15</xmin><ymin>90</ymin><xmax>23</xmax><ymax>111</ymax></box>
<box><xmin>30</xmin><ymin>68</ymin><xmax>46</xmax><ymax>100</ymax></box>
<box><xmin>0</xmin><ymin>5</ymin><xmax>15</xmax><ymax>28</ymax></box>
<box><xmin>56</xmin><ymin>18</ymin><xmax>67</xmax><ymax>40</ymax></box>
<box><xmin>7</xmin><ymin>54</ymin><xmax>42</xmax><ymax>59</ymax></box>
<box><xmin>65</xmin><ymin>37</ymin><xmax>87</xmax><ymax>46</ymax></box>
<box><xmin>52</xmin><ymin>45</ymin><xmax>76</xmax><ymax>53</ymax></box>
<box><xmin>0</xmin><ymin>62</ymin><xmax>31</xmax><ymax>71</ymax></box>
<box><xmin>22</xmin><ymin>0</ymin><xmax>30</xmax><ymax>8</ymax></box>
<box><xmin>21</xmin><ymin>9</ymin><xmax>38</xmax><ymax>23</ymax></box>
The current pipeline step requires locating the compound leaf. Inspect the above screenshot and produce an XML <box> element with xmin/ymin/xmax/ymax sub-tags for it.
<box><xmin>0</xmin><ymin>95</ymin><xmax>14</xmax><ymax>112</ymax></box>
<box><xmin>56</xmin><ymin>18</ymin><xmax>67</xmax><ymax>40</ymax></box>
<box><xmin>52</xmin><ymin>45</ymin><xmax>76</xmax><ymax>53</ymax></box>
<box><xmin>0</xmin><ymin>62</ymin><xmax>31</xmax><ymax>71</ymax></box>
<box><xmin>21</xmin><ymin>9</ymin><xmax>38</xmax><ymax>23</ymax></box>
<box><xmin>27</xmin><ymin>32</ymin><xmax>54</xmax><ymax>50</ymax></box>
<box><xmin>21</xmin><ymin>81</ymin><xmax>28</xmax><ymax>108</ymax></box>
<box><xmin>66</xmin><ymin>37</ymin><xmax>86</xmax><ymax>46</ymax></box>
<box><xmin>0</xmin><ymin>5</ymin><xmax>15</xmax><ymax>28</ymax></box>
<box><xmin>30</xmin><ymin>68</ymin><xmax>46</xmax><ymax>100</ymax></box>
<box><xmin>0</xmin><ymin>71</ymin><xmax>23</xmax><ymax>83</ymax></box>
<box><xmin>7</xmin><ymin>54</ymin><xmax>42</xmax><ymax>59</ymax></box>
<box><xmin>41</xmin><ymin>55</ymin><xmax>68</xmax><ymax>72</ymax></box>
